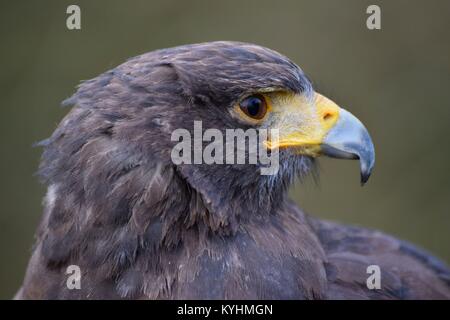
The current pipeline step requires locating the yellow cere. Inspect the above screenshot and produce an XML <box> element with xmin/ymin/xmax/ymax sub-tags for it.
<box><xmin>264</xmin><ymin>92</ymin><xmax>341</xmax><ymax>157</ymax></box>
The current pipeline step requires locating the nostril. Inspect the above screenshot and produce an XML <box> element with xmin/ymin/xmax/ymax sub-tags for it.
<box><xmin>323</xmin><ymin>112</ymin><xmax>333</xmax><ymax>121</ymax></box>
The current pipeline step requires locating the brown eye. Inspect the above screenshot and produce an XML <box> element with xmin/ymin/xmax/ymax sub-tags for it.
<box><xmin>239</xmin><ymin>94</ymin><xmax>267</xmax><ymax>120</ymax></box>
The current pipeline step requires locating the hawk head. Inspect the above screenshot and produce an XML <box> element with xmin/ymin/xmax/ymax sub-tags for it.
<box><xmin>39</xmin><ymin>41</ymin><xmax>374</xmax><ymax>240</ymax></box>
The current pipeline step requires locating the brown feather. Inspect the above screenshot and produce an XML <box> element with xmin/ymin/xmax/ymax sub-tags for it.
<box><xmin>17</xmin><ymin>42</ymin><xmax>450</xmax><ymax>300</ymax></box>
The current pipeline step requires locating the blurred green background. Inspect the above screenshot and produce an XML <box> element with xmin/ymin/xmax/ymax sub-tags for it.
<box><xmin>0</xmin><ymin>0</ymin><xmax>449</xmax><ymax>299</ymax></box>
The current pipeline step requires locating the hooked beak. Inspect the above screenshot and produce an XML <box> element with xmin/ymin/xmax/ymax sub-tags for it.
<box><xmin>266</xmin><ymin>93</ymin><xmax>375</xmax><ymax>185</ymax></box>
<box><xmin>321</xmin><ymin>107</ymin><xmax>375</xmax><ymax>185</ymax></box>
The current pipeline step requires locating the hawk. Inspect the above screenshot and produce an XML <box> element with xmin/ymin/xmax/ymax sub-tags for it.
<box><xmin>17</xmin><ymin>42</ymin><xmax>450</xmax><ymax>299</ymax></box>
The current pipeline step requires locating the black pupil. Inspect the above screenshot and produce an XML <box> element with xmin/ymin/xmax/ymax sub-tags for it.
<box><xmin>244</xmin><ymin>97</ymin><xmax>261</xmax><ymax>116</ymax></box>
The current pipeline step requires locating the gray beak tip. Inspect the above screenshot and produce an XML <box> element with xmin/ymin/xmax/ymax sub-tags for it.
<box><xmin>360</xmin><ymin>170</ymin><xmax>371</xmax><ymax>186</ymax></box>
<box><xmin>322</xmin><ymin>108</ymin><xmax>375</xmax><ymax>185</ymax></box>
<box><xmin>360</xmin><ymin>156</ymin><xmax>375</xmax><ymax>186</ymax></box>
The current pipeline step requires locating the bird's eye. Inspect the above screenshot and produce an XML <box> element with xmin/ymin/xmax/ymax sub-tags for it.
<box><xmin>239</xmin><ymin>94</ymin><xmax>267</xmax><ymax>120</ymax></box>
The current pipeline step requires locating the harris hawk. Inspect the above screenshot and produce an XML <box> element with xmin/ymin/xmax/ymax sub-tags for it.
<box><xmin>16</xmin><ymin>42</ymin><xmax>450</xmax><ymax>299</ymax></box>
